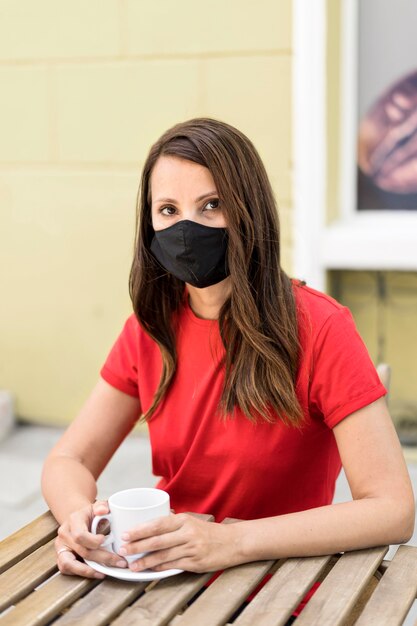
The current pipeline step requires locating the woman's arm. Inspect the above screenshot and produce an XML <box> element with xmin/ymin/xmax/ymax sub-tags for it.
<box><xmin>116</xmin><ymin>397</ymin><xmax>415</xmax><ymax>572</ymax></box>
<box><xmin>235</xmin><ymin>395</ymin><xmax>415</xmax><ymax>561</ymax></box>
<box><xmin>41</xmin><ymin>378</ymin><xmax>141</xmax><ymax>523</ymax></box>
<box><xmin>41</xmin><ymin>378</ymin><xmax>142</xmax><ymax>577</ymax></box>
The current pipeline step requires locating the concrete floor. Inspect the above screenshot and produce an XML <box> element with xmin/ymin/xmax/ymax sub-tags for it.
<box><xmin>0</xmin><ymin>423</ymin><xmax>155</xmax><ymax>540</ymax></box>
<box><xmin>1</xmin><ymin>423</ymin><xmax>417</xmax><ymax>624</ymax></box>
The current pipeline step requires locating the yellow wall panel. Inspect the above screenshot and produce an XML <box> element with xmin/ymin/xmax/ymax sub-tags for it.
<box><xmin>0</xmin><ymin>68</ymin><xmax>50</xmax><ymax>161</ymax></box>
<box><xmin>281</xmin><ymin>243</ymin><xmax>293</xmax><ymax>276</ymax></box>
<box><xmin>0</xmin><ymin>171</ymin><xmax>138</xmax><ymax>424</ymax></box>
<box><xmin>330</xmin><ymin>271</ymin><xmax>417</xmax><ymax>431</ymax></box>
<box><xmin>384</xmin><ymin>273</ymin><xmax>417</xmax><ymax>425</ymax></box>
<box><xmin>0</xmin><ymin>0</ymin><xmax>120</xmax><ymax>60</ymax></box>
<box><xmin>125</xmin><ymin>0</ymin><xmax>291</xmax><ymax>55</ymax></box>
<box><xmin>0</xmin><ymin>0</ymin><xmax>293</xmax><ymax>424</ymax></box>
<box><xmin>326</xmin><ymin>0</ymin><xmax>341</xmax><ymax>223</ymax></box>
<box><xmin>54</xmin><ymin>61</ymin><xmax>202</xmax><ymax>163</ymax></box>
<box><xmin>277</xmin><ymin>205</ymin><xmax>293</xmax><ymax>275</ymax></box>
<box><xmin>279</xmin><ymin>205</ymin><xmax>293</xmax><ymax>243</ymax></box>
<box><xmin>329</xmin><ymin>271</ymin><xmax>380</xmax><ymax>361</ymax></box>
<box><xmin>203</xmin><ymin>56</ymin><xmax>292</xmax><ymax>202</ymax></box>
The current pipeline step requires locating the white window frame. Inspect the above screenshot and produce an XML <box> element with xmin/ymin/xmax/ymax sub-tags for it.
<box><xmin>293</xmin><ymin>0</ymin><xmax>417</xmax><ymax>293</ymax></box>
<box><xmin>293</xmin><ymin>0</ymin><xmax>327</xmax><ymax>290</ymax></box>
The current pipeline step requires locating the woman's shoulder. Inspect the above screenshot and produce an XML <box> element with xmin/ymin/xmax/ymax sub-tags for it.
<box><xmin>291</xmin><ymin>279</ymin><xmax>348</xmax><ymax>336</ymax></box>
<box><xmin>117</xmin><ymin>312</ymin><xmax>153</xmax><ymax>344</ymax></box>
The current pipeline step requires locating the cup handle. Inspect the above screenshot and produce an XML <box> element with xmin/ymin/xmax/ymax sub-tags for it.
<box><xmin>90</xmin><ymin>513</ymin><xmax>113</xmax><ymax>547</ymax></box>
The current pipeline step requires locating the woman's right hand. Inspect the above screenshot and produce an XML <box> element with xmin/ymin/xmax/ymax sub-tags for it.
<box><xmin>55</xmin><ymin>500</ymin><xmax>128</xmax><ymax>578</ymax></box>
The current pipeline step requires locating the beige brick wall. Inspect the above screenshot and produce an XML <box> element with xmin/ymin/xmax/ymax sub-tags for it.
<box><xmin>0</xmin><ymin>0</ymin><xmax>293</xmax><ymax>424</ymax></box>
<box><xmin>329</xmin><ymin>271</ymin><xmax>417</xmax><ymax>430</ymax></box>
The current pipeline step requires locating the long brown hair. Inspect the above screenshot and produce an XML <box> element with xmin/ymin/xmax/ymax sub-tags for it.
<box><xmin>129</xmin><ymin>118</ymin><xmax>305</xmax><ymax>427</ymax></box>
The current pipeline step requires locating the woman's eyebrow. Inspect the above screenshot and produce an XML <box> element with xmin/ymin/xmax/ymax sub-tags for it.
<box><xmin>154</xmin><ymin>191</ymin><xmax>218</xmax><ymax>204</ymax></box>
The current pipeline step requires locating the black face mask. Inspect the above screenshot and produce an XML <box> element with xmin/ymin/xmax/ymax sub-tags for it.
<box><xmin>150</xmin><ymin>220</ymin><xmax>229</xmax><ymax>288</ymax></box>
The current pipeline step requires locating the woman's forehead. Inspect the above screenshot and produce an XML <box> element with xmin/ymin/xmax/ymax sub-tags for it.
<box><xmin>150</xmin><ymin>156</ymin><xmax>216</xmax><ymax>200</ymax></box>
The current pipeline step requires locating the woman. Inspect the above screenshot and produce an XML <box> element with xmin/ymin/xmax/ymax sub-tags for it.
<box><xmin>42</xmin><ymin>118</ymin><xmax>414</xmax><ymax>589</ymax></box>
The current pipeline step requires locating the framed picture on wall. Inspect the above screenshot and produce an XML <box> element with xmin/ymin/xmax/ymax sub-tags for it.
<box><xmin>293</xmin><ymin>0</ymin><xmax>417</xmax><ymax>289</ymax></box>
<box><xmin>356</xmin><ymin>0</ymin><xmax>417</xmax><ymax>211</ymax></box>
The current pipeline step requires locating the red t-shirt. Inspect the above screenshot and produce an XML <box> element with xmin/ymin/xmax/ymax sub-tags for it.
<box><xmin>100</xmin><ymin>282</ymin><xmax>386</xmax><ymax>522</ymax></box>
<box><xmin>100</xmin><ymin>281</ymin><xmax>386</xmax><ymax>617</ymax></box>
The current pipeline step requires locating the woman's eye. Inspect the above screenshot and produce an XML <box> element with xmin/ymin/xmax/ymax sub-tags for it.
<box><xmin>203</xmin><ymin>199</ymin><xmax>220</xmax><ymax>211</ymax></box>
<box><xmin>160</xmin><ymin>206</ymin><xmax>176</xmax><ymax>216</ymax></box>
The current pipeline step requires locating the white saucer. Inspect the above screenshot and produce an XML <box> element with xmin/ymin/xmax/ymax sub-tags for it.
<box><xmin>84</xmin><ymin>557</ymin><xmax>183</xmax><ymax>582</ymax></box>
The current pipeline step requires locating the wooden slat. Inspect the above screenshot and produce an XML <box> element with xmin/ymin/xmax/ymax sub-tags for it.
<box><xmin>110</xmin><ymin>512</ymin><xmax>216</xmax><ymax>626</ymax></box>
<box><xmin>377</xmin><ymin>558</ymin><xmax>417</xmax><ymax>600</ymax></box>
<box><xmin>234</xmin><ymin>554</ymin><xmax>333</xmax><ymax>626</ymax></box>
<box><xmin>355</xmin><ymin>545</ymin><xmax>417</xmax><ymax>626</ymax></box>
<box><xmin>111</xmin><ymin>572</ymin><xmax>214</xmax><ymax>626</ymax></box>
<box><xmin>0</xmin><ymin>539</ymin><xmax>57</xmax><ymax>612</ymax></box>
<box><xmin>0</xmin><ymin>511</ymin><xmax>58</xmax><ymax>574</ymax></box>
<box><xmin>53</xmin><ymin>579</ymin><xmax>148</xmax><ymax>625</ymax></box>
<box><xmin>343</xmin><ymin>575</ymin><xmax>379</xmax><ymax>626</ymax></box>
<box><xmin>153</xmin><ymin>514</ymin><xmax>272</xmax><ymax>626</ymax></box>
<box><xmin>378</xmin><ymin>559</ymin><xmax>390</xmax><ymax>575</ymax></box>
<box><xmin>0</xmin><ymin>573</ymin><xmax>97</xmax><ymax>626</ymax></box>
<box><xmin>173</xmin><ymin>560</ymin><xmax>275</xmax><ymax>626</ymax></box>
<box><xmin>294</xmin><ymin>546</ymin><xmax>388</xmax><ymax>625</ymax></box>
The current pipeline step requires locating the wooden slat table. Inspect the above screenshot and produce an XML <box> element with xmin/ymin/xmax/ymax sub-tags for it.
<box><xmin>1</xmin><ymin>511</ymin><xmax>417</xmax><ymax>625</ymax></box>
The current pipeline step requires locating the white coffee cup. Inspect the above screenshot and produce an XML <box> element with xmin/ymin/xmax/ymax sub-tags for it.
<box><xmin>91</xmin><ymin>487</ymin><xmax>170</xmax><ymax>564</ymax></box>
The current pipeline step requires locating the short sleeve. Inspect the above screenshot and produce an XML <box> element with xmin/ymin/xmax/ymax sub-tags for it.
<box><xmin>309</xmin><ymin>307</ymin><xmax>387</xmax><ymax>428</ymax></box>
<box><xmin>100</xmin><ymin>314</ymin><xmax>140</xmax><ymax>398</ymax></box>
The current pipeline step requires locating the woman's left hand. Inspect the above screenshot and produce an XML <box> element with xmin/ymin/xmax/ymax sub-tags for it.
<box><xmin>117</xmin><ymin>513</ymin><xmax>242</xmax><ymax>573</ymax></box>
